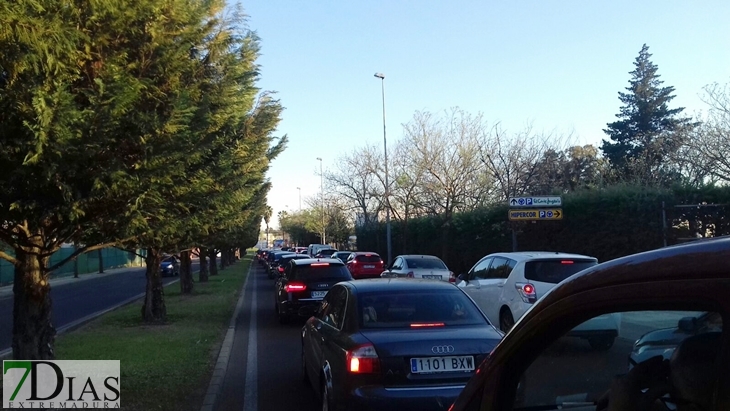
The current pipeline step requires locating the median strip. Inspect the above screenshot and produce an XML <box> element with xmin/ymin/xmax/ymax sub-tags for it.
<box><xmin>52</xmin><ymin>256</ymin><xmax>251</xmax><ymax>411</ymax></box>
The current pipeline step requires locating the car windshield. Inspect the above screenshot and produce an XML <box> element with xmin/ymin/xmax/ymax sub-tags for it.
<box><xmin>405</xmin><ymin>258</ymin><xmax>447</xmax><ymax>270</ymax></box>
<box><xmin>358</xmin><ymin>290</ymin><xmax>486</xmax><ymax>328</ymax></box>
<box><xmin>293</xmin><ymin>264</ymin><xmax>352</xmax><ymax>281</ymax></box>
<box><xmin>524</xmin><ymin>259</ymin><xmax>597</xmax><ymax>284</ymax></box>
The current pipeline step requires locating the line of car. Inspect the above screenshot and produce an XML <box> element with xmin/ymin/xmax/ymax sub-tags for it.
<box><xmin>254</xmin><ymin>238</ymin><xmax>730</xmax><ymax>411</ymax></box>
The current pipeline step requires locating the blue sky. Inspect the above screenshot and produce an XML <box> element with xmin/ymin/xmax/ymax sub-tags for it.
<box><xmin>240</xmin><ymin>1</ymin><xmax>730</xmax><ymax>228</ymax></box>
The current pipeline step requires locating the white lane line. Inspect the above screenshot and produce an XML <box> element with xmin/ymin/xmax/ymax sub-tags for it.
<box><xmin>243</xmin><ymin>264</ymin><xmax>258</xmax><ymax>411</ymax></box>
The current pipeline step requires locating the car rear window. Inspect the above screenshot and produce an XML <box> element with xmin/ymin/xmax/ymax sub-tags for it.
<box><xmin>317</xmin><ymin>249</ymin><xmax>336</xmax><ymax>256</ymax></box>
<box><xmin>405</xmin><ymin>258</ymin><xmax>447</xmax><ymax>269</ymax></box>
<box><xmin>274</xmin><ymin>253</ymin><xmax>295</xmax><ymax>261</ymax></box>
<box><xmin>293</xmin><ymin>264</ymin><xmax>352</xmax><ymax>281</ymax></box>
<box><xmin>524</xmin><ymin>259</ymin><xmax>597</xmax><ymax>284</ymax></box>
<box><xmin>355</xmin><ymin>254</ymin><xmax>381</xmax><ymax>263</ymax></box>
<box><xmin>358</xmin><ymin>290</ymin><xmax>486</xmax><ymax>328</ymax></box>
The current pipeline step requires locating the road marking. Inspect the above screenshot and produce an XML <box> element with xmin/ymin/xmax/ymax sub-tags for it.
<box><xmin>243</xmin><ymin>264</ymin><xmax>258</xmax><ymax>411</ymax></box>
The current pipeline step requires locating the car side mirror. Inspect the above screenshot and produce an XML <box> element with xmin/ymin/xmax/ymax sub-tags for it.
<box><xmin>678</xmin><ymin>316</ymin><xmax>698</xmax><ymax>333</ymax></box>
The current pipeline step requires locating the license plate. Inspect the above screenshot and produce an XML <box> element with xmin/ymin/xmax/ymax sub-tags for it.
<box><xmin>410</xmin><ymin>356</ymin><xmax>474</xmax><ymax>373</ymax></box>
<box><xmin>423</xmin><ymin>275</ymin><xmax>442</xmax><ymax>280</ymax></box>
<box><xmin>364</xmin><ymin>265</ymin><xmax>375</xmax><ymax>268</ymax></box>
<box><xmin>311</xmin><ymin>291</ymin><xmax>327</xmax><ymax>299</ymax></box>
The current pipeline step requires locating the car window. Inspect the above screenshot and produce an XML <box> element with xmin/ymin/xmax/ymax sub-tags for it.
<box><xmin>486</xmin><ymin>257</ymin><xmax>513</xmax><ymax>279</ymax></box>
<box><xmin>523</xmin><ymin>259</ymin><xmax>596</xmax><ymax>284</ymax></box>
<box><xmin>513</xmin><ymin>310</ymin><xmax>723</xmax><ymax>411</ymax></box>
<box><xmin>321</xmin><ymin>287</ymin><xmax>347</xmax><ymax>329</ymax></box>
<box><xmin>470</xmin><ymin>257</ymin><xmax>492</xmax><ymax>280</ymax></box>
<box><xmin>358</xmin><ymin>290</ymin><xmax>486</xmax><ymax>328</ymax></box>
<box><xmin>390</xmin><ymin>257</ymin><xmax>403</xmax><ymax>270</ymax></box>
<box><xmin>404</xmin><ymin>258</ymin><xmax>447</xmax><ymax>270</ymax></box>
<box><xmin>355</xmin><ymin>254</ymin><xmax>381</xmax><ymax>263</ymax></box>
<box><xmin>292</xmin><ymin>263</ymin><xmax>352</xmax><ymax>281</ymax></box>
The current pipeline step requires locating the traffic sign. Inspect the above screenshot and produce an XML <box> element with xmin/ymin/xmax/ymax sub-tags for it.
<box><xmin>508</xmin><ymin>196</ymin><xmax>562</xmax><ymax>208</ymax></box>
<box><xmin>509</xmin><ymin>208</ymin><xmax>563</xmax><ymax>221</ymax></box>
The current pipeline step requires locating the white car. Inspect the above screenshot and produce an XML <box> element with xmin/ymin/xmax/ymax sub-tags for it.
<box><xmin>380</xmin><ymin>254</ymin><xmax>455</xmax><ymax>282</ymax></box>
<box><xmin>457</xmin><ymin>251</ymin><xmax>621</xmax><ymax>350</ymax></box>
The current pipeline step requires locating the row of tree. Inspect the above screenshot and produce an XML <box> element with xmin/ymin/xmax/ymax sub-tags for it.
<box><xmin>0</xmin><ymin>1</ymin><xmax>284</xmax><ymax>359</ymax></box>
<box><xmin>281</xmin><ymin>45</ymin><xmax>729</xmax><ymax>261</ymax></box>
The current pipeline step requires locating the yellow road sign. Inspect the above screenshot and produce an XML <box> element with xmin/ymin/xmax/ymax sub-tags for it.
<box><xmin>509</xmin><ymin>208</ymin><xmax>563</xmax><ymax>221</ymax></box>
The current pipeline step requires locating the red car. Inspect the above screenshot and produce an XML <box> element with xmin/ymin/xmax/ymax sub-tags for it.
<box><xmin>345</xmin><ymin>252</ymin><xmax>384</xmax><ymax>279</ymax></box>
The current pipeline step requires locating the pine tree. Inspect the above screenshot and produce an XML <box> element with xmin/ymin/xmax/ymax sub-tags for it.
<box><xmin>601</xmin><ymin>44</ymin><xmax>695</xmax><ymax>184</ymax></box>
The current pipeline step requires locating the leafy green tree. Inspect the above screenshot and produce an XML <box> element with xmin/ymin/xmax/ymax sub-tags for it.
<box><xmin>601</xmin><ymin>44</ymin><xmax>696</xmax><ymax>184</ymax></box>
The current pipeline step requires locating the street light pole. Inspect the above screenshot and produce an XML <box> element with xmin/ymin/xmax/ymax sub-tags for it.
<box><xmin>296</xmin><ymin>187</ymin><xmax>302</xmax><ymax>211</ymax></box>
<box><xmin>374</xmin><ymin>72</ymin><xmax>392</xmax><ymax>265</ymax></box>
<box><xmin>316</xmin><ymin>157</ymin><xmax>326</xmax><ymax>245</ymax></box>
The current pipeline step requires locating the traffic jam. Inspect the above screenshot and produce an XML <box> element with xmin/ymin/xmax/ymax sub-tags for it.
<box><xmin>255</xmin><ymin>235</ymin><xmax>730</xmax><ymax>411</ymax></box>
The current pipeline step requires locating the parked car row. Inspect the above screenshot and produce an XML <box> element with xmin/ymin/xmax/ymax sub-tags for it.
<box><xmin>255</xmin><ymin>237</ymin><xmax>730</xmax><ymax>411</ymax></box>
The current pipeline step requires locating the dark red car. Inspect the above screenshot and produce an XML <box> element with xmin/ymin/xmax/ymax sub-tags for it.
<box><xmin>345</xmin><ymin>252</ymin><xmax>385</xmax><ymax>279</ymax></box>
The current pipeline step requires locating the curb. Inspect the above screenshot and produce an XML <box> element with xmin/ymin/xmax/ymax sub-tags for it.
<box><xmin>200</xmin><ymin>261</ymin><xmax>252</xmax><ymax>411</ymax></box>
<box><xmin>0</xmin><ymin>278</ymin><xmax>180</xmax><ymax>360</ymax></box>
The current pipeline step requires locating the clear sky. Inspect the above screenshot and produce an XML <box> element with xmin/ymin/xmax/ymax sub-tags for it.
<box><xmin>239</xmin><ymin>0</ymin><xmax>730</xmax><ymax>228</ymax></box>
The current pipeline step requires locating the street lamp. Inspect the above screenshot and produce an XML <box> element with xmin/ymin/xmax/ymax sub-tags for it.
<box><xmin>296</xmin><ymin>187</ymin><xmax>302</xmax><ymax>211</ymax></box>
<box><xmin>374</xmin><ymin>72</ymin><xmax>392</xmax><ymax>265</ymax></box>
<box><xmin>316</xmin><ymin>157</ymin><xmax>326</xmax><ymax>245</ymax></box>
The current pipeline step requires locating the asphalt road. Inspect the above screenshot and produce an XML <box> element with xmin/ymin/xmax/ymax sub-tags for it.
<box><xmin>218</xmin><ymin>263</ymin><xmax>675</xmax><ymax>411</ymax></box>
<box><xmin>0</xmin><ymin>261</ymin><xmax>200</xmax><ymax>352</ymax></box>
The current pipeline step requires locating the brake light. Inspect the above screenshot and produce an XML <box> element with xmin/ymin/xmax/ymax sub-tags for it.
<box><xmin>347</xmin><ymin>344</ymin><xmax>380</xmax><ymax>374</ymax></box>
<box><xmin>406</xmin><ymin>271</ymin><xmax>414</xmax><ymax>278</ymax></box>
<box><xmin>310</xmin><ymin>263</ymin><xmax>330</xmax><ymax>267</ymax></box>
<box><xmin>516</xmin><ymin>282</ymin><xmax>537</xmax><ymax>303</ymax></box>
<box><xmin>448</xmin><ymin>271</ymin><xmax>456</xmax><ymax>283</ymax></box>
<box><xmin>350</xmin><ymin>259</ymin><xmax>357</xmax><ymax>264</ymax></box>
<box><xmin>365</xmin><ymin>254</ymin><xmax>372</xmax><ymax>257</ymax></box>
<box><xmin>278</xmin><ymin>266</ymin><xmax>284</xmax><ymax>273</ymax></box>
<box><xmin>561</xmin><ymin>260</ymin><xmax>574</xmax><ymax>264</ymax></box>
<box><xmin>410</xmin><ymin>322</ymin><xmax>445</xmax><ymax>328</ymax></box>
<box><xmin>285</xmin><ymin>282</ymin><xmax>307</xmax><ymax>292</ymax></box>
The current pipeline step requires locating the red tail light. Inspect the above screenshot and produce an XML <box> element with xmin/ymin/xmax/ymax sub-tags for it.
<box><xmin>277</xmin><ymin>266</ymin><xmax>284</xmax><ymax>273</ymax></box>
<box><xmin>516</xmin><ymin>282</ymin><xmax>537</xmax><ymax>303</ymax></box>
<box><xmin>347</xmin><ymin>344</ymin><xmax>380</xmax><ymax>374</ymax></box>
<box><xmin>406</xmin><ymin>271</ymin><xmax>415</xmax><ymax>278</ymax></box>
<box><xmin>561</xmin><ymin>260</ymin><xmax>574</xmax><ymax>264</ymax></box>
<box><xmin>285</xmin><ymin>282</ymin><xmax>307</xmax><ymax>292</ymax></box>
<box><xmin>448</xmin><ymin>271</ymin><xmax>456</xmax><ymax>283</ymax></box>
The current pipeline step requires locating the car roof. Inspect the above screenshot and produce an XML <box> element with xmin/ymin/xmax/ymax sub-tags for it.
<box><xmin>538</xmin><ymin>236</ymin><xmax>730</xmax><ymax>306</ymax></box>
<box><xmin>343</xmin><ymin>278</ymin><xmax>459</xmax><ymax>293</ymax></box>
<box><xmin>483</xmin><ymin>251</ymin><xmax>596</xmax><ymax>262</ymax></box>
<box><xmin>353</xmin><ymin>251</ymin><xmax>380</xmax><ymax>255</ymax></box>
<box><xmin>291</xmin><ymin>258</ymin><xmax>345</xmax><ymax>266</ymax></box>
<box><xmin>397</xmin><ymin>254</ymin><xmax>444</xmax><ymax>260</ymax></box>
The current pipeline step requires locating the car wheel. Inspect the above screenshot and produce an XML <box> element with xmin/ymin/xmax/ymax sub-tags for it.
<box><xmin>500</xmin><ymin>309</ymin><xmax>515</xmax><ymax>333</ymax></box>
<box><xmin>588</xmin><ymin>336</ymin><xmax>615</xmax><ymax>351</ymax></box>
<box><xmin>276</xmin><ymin>302</ymin><xmax>289</xmax><ymax>324</ymax></box>
<box><xmin>320</xmin><ymin>378</ymin><xmax>331</xmax><ymax>411</ymax></box>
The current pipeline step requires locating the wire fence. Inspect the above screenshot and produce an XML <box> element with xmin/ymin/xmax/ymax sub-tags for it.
<box><xmin>0</xmin><ymin>247</ymin><xmax>146</xmax><ymax>286</ymax></box>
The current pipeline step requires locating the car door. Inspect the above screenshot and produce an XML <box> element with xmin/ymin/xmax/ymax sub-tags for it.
<box><xmin>307</xmin><ymin>286</ymin><xmax>349</xmax><ymax>386</ymax></box>
<box><xmin>458</xmin><ymin>257</ymin><xmax>493</xmax><ymax>313</ymax></box>
<box><xmin>481</xmin><ymin>257</ymin><xmax>516</xmax><ymax>325</ymax></box>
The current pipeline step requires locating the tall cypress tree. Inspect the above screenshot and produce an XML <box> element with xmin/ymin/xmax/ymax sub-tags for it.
<box><xmin>601</xmin><ymin>44</ymin><xmax>695</xmax><ymax>184</ymax></box>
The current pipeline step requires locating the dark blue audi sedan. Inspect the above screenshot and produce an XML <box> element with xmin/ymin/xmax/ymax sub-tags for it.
<box><xmin>301</xmin><ymin>279</ymin><xmax>503</xmax><ymax>411</ymax></box>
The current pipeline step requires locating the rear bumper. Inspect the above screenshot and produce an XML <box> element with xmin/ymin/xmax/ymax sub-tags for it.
<box><xmin>280</xmin><ymin>299</ymin><xmax>323</xmax><ymax>317</ymax></box>
<box><xmin>346</xmin><ymin>384</ymin><xmax>464</xmax><ymax>411</ymax></box>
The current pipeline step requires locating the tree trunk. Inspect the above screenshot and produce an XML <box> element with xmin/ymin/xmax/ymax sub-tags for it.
<box><xmin>179</xmin><ymin>250</ymin><xmax>193</xmax><ymax>294</ymax></box>
<box><xmin>199</xmin><ymin>247</ymin><xmax>209</xmax><ymax>282</ymax></box>
<box><xmin>98</xmin><ymin>248</ymin><xmax>104</xmax><ymax>273</ymax></box>
<box><xmin>209</xmin><ymin>248</ymin><xmax>218</xmax><ymax>276</ymax></box>
<box><xmin>12</xmin><ymin>241</ymin><xmax>55</xmax><ymax>360</ymax></box>
<box><xmin>220</xmin><ymin>249</ymin><xmax>228</xmax><ymax>270</ymax></box>
<box><xmin>141</xmin><ymin>248</ymin><xmax>166</xmax><ymax>323</ymax></box>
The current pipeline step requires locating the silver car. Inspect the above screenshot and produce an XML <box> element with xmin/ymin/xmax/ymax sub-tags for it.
<box><xmin>381</xmin><ymin>254</ymin><xmax>455</xmax><ymax>282</ymax></box>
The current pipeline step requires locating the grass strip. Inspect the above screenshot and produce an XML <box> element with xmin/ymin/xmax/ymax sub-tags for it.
<box><xmin>53</xmin><ymin>253</ymin><xmax>251</xmax><ymax>411</ymax></box>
